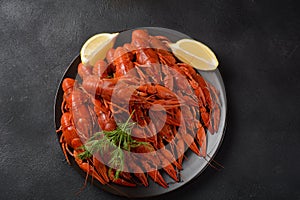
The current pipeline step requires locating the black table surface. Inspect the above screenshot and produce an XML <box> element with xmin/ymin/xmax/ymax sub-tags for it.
<box><xmin>1</xmin><ymin>0</ymin><xmax>299</xmax><ymax>199</ymax></box>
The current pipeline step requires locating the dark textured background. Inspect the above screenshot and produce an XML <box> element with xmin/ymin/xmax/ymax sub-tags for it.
<box><xmin>0</xmin><ymin>0</ymin><xmax>299</xmax><ymax>199</ymax></box>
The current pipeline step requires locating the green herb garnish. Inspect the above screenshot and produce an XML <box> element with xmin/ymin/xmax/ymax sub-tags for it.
<box><xmin>77</xmin><ymin>111</ymin><xmax>146</xmax><ymax>179</ymax></box>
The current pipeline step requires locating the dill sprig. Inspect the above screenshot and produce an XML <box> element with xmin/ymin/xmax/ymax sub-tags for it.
<box><xmin>77</xmin><ymin>111</ymin><xmax>146</xmax><ymax>179</ymax></box>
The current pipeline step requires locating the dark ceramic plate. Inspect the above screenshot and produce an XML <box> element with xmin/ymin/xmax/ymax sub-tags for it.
<box><xmin>54</xmin><ymin>27</ymin><xmax>227</xmax><ymax>198</ymax></box>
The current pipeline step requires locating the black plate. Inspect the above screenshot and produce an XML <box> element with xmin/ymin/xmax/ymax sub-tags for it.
<box><xmin>54</xmin><ymin>27</ymin><xmax>227</xmax><ymax>198</ymax></box>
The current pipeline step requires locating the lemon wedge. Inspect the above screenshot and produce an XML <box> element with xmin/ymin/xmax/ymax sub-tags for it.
<box><xmin>169</xmin><ymin>39</ymin><xmax>219</xmax><ymax>71</ymax></box>
<box><xmin>80</xmin><ymin>33</ymin><xmax>119</xmax><ymax>66</ymax></box>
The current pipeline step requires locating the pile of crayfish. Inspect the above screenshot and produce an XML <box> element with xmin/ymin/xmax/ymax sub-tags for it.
<box><xmin>56</xmin><ymin>29</ymin><xmax>221</xmax><ymax>189</ymax></box>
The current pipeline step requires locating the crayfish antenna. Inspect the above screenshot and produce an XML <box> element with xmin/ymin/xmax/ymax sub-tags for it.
<box><xmin>60</xmin><ymin>143</ymin><xmax>71</xmax><ymax>165</ymax></box>
<box><xmin>75</xmin><ymin>170</ymin><xmax>89</xmax><ymax>196</ymax></box>
<box><xmin>203</xmin><ymin>155</ymin><xmax>224</xmax><ymax>171</ymax></box>
<box><xmin>206</xmin><ymin>155</ymin><xmax>224</xmax><ymax>169</ymax></box>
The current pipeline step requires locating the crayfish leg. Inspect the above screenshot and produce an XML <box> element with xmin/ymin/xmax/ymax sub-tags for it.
<box><xmin>61</xmin><ymin>143</ymin><xmax>71</xmax><ymax>165</ymax></box>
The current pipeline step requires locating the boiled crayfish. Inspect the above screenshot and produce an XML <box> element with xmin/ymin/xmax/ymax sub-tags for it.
<box><xmin>56</xmin><ymin>29</ymin><xmax>221</xmax><ymax>189</ymax></box>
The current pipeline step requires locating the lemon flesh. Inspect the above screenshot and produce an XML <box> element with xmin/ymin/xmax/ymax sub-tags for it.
<box><xmin>80</xmin><ymin>33</ymin><xmax>119</xmax><ymax>66</ymax></box>
<box><xmin>169</xmin><ymin>39</ymin><xmax>219</xmax><ymax>71</ymax></box>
